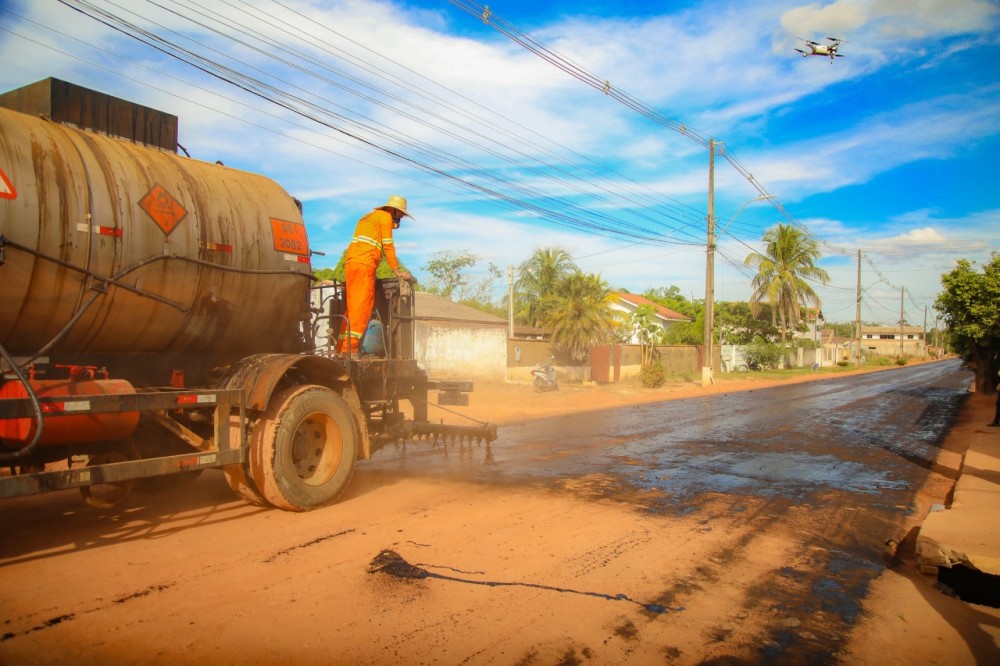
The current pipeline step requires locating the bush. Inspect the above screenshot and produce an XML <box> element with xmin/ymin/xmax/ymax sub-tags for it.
<box><xmin>744</xmin><ymin>337</ymin><xmax>782</xmax><ymax>370</ymax></box>
<box><xmin>837</xmin><ymin>360</ymin><xmax>849</xmax><ymax>367</ymax></box>
<box><xmin>895</xmin><ymin>356</ymin><xmax>908</xmax><ymax>366</ymax></box>
<box><xmin>640</xmin><ymin>361</ymin><xmax>666</xmax><ymax>388</ymax></box>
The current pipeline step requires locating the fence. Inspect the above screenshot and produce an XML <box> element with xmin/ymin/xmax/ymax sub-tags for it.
<box><xmin>507</xmin><ymin>338</ymin><xmax>714</xmax><ymax>384</ymax></box>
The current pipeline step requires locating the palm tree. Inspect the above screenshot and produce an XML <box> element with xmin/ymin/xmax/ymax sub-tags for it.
<box><xmin>544</xmin><ymin>272</ymin><xmax>618</xmax><ymax>361</ymax></box>
<box><xmin>744</xmin><ymin>224</ymin><xmax>830</xmax><ymax>342</ymax></box>
<box><xmin>515</xmin><ymin>247</ymin><xmax>578</xmax><ymax>327</ymax></box>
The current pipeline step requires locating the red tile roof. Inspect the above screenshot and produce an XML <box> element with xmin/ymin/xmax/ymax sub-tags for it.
<box><xmin>614</xmin><ymin>292</ymin><xmax>690</xmax><ymax>322</ymax></box>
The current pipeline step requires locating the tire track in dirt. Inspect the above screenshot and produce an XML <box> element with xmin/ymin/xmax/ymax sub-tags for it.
<box><xmin>1</xmin><ymin>582</ymin><xmax>176</xmax><ymax>644</ymax></box>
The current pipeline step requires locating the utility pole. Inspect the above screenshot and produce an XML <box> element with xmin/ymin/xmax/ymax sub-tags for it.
<box><xmin>507</xmin><ymin>265</ymin><xmax>514</xmax><ymax>340</ymax></box>
<box><xmin>702</xmin><ymin>138</ymin><xmax>717</xmax><ymax>387</ymax></box>
<box><xmin>855</xmin><ymin>249</ymin><xmax>862</xmax><ymax>369</ymax></box>
<box><xmin>923</xmin><ymin>305</ymin><xmax>928</xmax><ymax>359</ymax></box>
<box><xmin>899</xmin><ymin>286</ymin><xmax>905</xmax><ymax>358</ymax></box>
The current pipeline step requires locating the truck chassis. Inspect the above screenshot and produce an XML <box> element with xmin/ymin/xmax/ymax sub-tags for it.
<box><xmin>0</xmin><ymin>277</ymin><xmax>497</xmax><ymax>511</ymax></box>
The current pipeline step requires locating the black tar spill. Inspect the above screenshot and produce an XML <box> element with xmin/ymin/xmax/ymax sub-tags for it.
<box><xmin>367</xmin><ymin>549</ymin><xmax>680</xmax><ymax>615</ymax></box>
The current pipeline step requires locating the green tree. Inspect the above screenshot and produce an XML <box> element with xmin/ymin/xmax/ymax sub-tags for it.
<box><xmin>643</xmin><ymin>285</ymin><xmax>700</xmax><ymax>319</ymax></box>
<box><xmin>825</xmin><ymin>321</ymin><xmax>857</xmax><ymax>338</ymax></box>
<box><xmin>421</xmin><ymin>250</ymin><xmax>477</xmax><ymax>300</ymax></box>
<box><xmin>628</xmin><ymin>305</ymin><xmax>663</xmax><ymax>366</ymax></box>
<box><xmin>544</xmin><ymin>272</ymin><xmax>617</xmax><ymax>361</ymax></box>
<box><xmin>744</xmin><ymin>336</ymin><xmax>782</xmax><ymax>370</ymax></box>
<box><xmin>327</xmin><ymin>251</ymin><xmax>411</xmax><ymax>281</ymax></box>
<box><xmin>715</xmin><ymin>301</ymin><xmax>778</xmax><ymax>344</ymax></box>
<box><xmin>313</xmin><ymin>267</ymin><xmax>337</xmax><ymax>282</ymax></box>
<box><xmin>420</xmin><ymin>250</ymin><xmax>503</xmax><ymax>314</ymax></box>
<box><xmin>516</xmin><ymin>247</ymin><xmax>578</xmax><ymax>327</ymax></box>
<box><xmin>462</xmin><ymin>262</ymin><xmax>504</xmax><ymax>305</ymax></box>
<box><xmin>662</xmin><ymin>313</ymin><xmax>703</xmax><ymax>345</ymax></box>
<box><xmin>744</xmin><ymin>224</ymin><xmax>830</xmax><ymax>342</ymax></box>
<box><xmin>935</xmin><ymin>252</ymin><xmax>1000</xmax><ymax>393</ymax></box>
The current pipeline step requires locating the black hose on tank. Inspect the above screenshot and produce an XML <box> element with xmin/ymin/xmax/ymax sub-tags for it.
<box><xmin>0</xmin><ymin>340</ymin><xmax>44</xmax><ymax>462</ymax></box>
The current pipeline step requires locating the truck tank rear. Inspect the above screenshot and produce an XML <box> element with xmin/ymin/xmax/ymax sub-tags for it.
<box><xmin>0</xmin><ymin>105</ymin><xmax>312</xmax><ymax>359</ymax></box>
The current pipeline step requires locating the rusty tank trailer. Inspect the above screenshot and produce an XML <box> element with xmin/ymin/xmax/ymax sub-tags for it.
<box><xmin>0</xmin><ymin>79</ymin><xmax>495</xmax><ymax>511</ymax></box>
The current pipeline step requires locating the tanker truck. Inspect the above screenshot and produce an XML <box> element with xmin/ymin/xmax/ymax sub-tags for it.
<box><xmin>0</xmin><ymin>78</ymin><xmax>496</xmax><ymax>511</ymax></box>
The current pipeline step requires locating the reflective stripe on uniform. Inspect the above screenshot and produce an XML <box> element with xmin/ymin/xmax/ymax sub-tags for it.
<box><xmin>350</xmin><ymin>234</ymin><xmax>382</xmax><ymax>250</ymax></box>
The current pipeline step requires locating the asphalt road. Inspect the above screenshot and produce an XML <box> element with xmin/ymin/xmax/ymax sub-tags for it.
<box><xmin>374</xmin><ymin>359</ymin><xmax>968</xmax><ymax>507</ymax></box>
<box><xmin>363</xmin><ymin>358</ymin><xmax>972</xmax><ymax>662</ymax></box>
<box><xmin>0</xmin><ymin>359</ymin><xmax>975</xmax><ymax>664</ymax></box>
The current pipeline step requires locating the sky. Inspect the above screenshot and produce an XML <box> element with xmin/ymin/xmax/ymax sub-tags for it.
<box><xmin>1</xmin><ymin>0</ymin><xmax>998</xmax><ymax>327</ymax></box>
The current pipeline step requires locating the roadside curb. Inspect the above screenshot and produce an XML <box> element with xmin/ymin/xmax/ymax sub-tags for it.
<box><xmin>916</xmin><ymin>392</ymin><xmax>1000</xmax><ymax>576</ymax></box>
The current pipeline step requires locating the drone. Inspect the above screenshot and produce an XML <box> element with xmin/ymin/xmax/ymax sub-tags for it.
<box><xmin>795</xmin><ymin>37</ymin><xmax>845</xmax><ymax>63</ymax></box>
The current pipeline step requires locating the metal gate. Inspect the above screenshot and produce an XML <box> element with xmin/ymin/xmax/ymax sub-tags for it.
<box><xmin>590</xmin><ymin>345</ymin><xmax>621</xmax><ymax>383</ymax></box>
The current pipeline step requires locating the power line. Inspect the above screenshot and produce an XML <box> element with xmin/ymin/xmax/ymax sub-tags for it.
<box><xmin>50</xmin><ymin>0</ymin><xmax>717</xmax><ymax>248</ymax></box>
<box><xmin>445</xmin><ymin>0</ymin><xmax>824</xmax><ymax>243</ymax></box>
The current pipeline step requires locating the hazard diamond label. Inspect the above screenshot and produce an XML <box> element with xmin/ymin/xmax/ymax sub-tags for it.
<box><xmin>140</xmin><ymin>184</ymin><xmax>187</xmax><ymax>236</ymax></box>
<box><xmin>271</xmin><ymin>218</ymin><xmax>309</xmax><ymax>256</ymax></box>
<box><xmin>0</xmin><ymin>166</ymin><xmax>16</xmax><ymax>199</ymax></box>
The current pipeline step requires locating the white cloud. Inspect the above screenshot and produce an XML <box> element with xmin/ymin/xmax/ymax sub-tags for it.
<box><xmin>870</xmin><ymin>0</ymin><xmax>999</xmax><ymax>38</ymax></box>
<box><xmin>2</xmin><ymin>0</ymin><xmax>997</xmax><ymax>322</ymax></box>
<box><xmin>781</xmin><ymin>1</ymin><xmax>868</xmax><ymax>38</ymax></box>
<box><xmin>737</xmin><ymin>84</ymin><xmax>1000</xmax><ymax>200</ymax></box>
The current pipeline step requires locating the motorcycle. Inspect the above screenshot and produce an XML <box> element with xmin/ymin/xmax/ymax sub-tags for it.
<box><xmin>531</xmin><ymin>357</ymin><xmax>558</xmax><ymax>392</ymax></box>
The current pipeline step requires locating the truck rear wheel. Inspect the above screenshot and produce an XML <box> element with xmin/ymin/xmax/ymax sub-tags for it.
<box><xmin>250</xmin><ymin>385</ymin><xmax>357</xmax><ymax>511</ymax></box>
<box><xmin>80</xmin><ymin>445</ymin><xmax>136</xmax><ymax>509</ymax></box>
<box><xmin>224</xmin><ymin>416</ymin><xmax>269</xmax><ymax>507</ymax></box>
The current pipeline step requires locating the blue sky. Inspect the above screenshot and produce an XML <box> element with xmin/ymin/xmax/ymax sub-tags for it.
<box><xmin>2</xmin><ymin>0</ymin><xmax>998</xmax><ymax>326</ymax></box>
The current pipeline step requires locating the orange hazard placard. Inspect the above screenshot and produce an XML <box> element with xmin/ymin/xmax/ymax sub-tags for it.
<box><xmin>140</xmin><ymin>184</ymin><xmax>187</xmax><ymax>236</ymax></box>
<box><xmin>0</xmin><ymin>165</ymin><xmax>16</xmax><ymax>199</ymax></box>
<box><xmin>271</xmin><ymin>218</ymin><xmax>309</xmax><ymax>256</ymax></box>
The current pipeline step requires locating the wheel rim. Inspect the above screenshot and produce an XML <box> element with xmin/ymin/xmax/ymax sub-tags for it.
<box><xmin>290</xmin><ymin>411</ymin><xmax>344</xmax><ymax>486</ymax></box>
<box><xmin>81</xmin><ymin>450</ymin><xmax>134</xmax><ymax>508</ymax></box>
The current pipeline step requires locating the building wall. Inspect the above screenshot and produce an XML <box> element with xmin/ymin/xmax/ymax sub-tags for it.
<box><xmin>614</xmin><ymin>345</ymin><xmax>703</xmax><ymax>381</ymax></box>
<box><xmin>415</xmin><ymin>321</ymin><xmax>507</xmax><ymax>380</ymax></box>
<box><xmin>861</xmin><ymin>339</ymin><xmax>926</xmax><ymax>358</ymax></box>
<box><xmin>859</xmin><ymin>327</ymin><xmax>926</xmax><ymax>358</ymax></box>
<box><xmin>506</xmin><ymin>338</ymin><xmax>707</xmax><ymax>383</ymax></box>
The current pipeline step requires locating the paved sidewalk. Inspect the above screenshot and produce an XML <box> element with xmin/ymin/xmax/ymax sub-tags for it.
<box><xmin>917</xmin><ymin>392</ymin><xmax>1000</xmax><ymax>575</ymax></box>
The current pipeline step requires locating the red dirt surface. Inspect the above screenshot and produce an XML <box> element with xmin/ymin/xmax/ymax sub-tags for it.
<box><xmin>0</xmin><ymin>363</ymin><xmax>997</xmax><ymax>664</ymax></box>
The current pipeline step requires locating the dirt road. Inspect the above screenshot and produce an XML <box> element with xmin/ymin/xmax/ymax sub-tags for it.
<box><xmin>1</xmin><ymin>362</ymin><xmax>998</xmax><ymax>664</ymax></box>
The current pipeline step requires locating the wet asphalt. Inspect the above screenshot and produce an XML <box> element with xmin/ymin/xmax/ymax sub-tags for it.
<box><xmin>366</xmin><ymin>359</ymin><xmax>972</xmax><ymax>663</ymax></box>
<box><xmin>374</xmin><ymin>359</ymin><xmax>969</xmax><ymax>510</ymax></box>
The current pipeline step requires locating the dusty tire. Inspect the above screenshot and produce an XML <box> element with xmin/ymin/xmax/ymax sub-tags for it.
<box><xmin>533</xmin><ymin>376</ymin><xmax>544</xmax><ymax>392</ymax></box>
<box><xmin>223</xmin><ymin>416</ymin><xmax>269</xmax><ymax>507</ymax></box>
<box><xmin>250</xmin><ymin>385</ymin><xmax>357</xmax><ymax>511</ymax></box>
<box><xmin>80</xmin><ymin>448</ymin><xmax>135</xmax><ymax>509</ymax></box>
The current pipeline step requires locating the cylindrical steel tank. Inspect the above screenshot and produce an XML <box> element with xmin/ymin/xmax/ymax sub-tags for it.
<box><xmin>0</xmin><ymin>106</ymin><xmax>312</xmax><ymax>357</ymax></box>
<box><xmin>0</xmin><ymin>372</ymin><xmax>139</xmax><ymax>447</ymax></box>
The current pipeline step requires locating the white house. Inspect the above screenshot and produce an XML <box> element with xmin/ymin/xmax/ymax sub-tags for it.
<box><xmin>860</xmin><ymin>325</ymin><xmax>926</xmax><ymax>358</ymax></box>
<box><xmin>610</xmin><ymin>292</ymin><xmax>689</xmax><ymax>343</ymax></box>
<box><xmin>413</xmin><ymin>291</ymin><xmax>508</xmax><ymax>380</ymax></box>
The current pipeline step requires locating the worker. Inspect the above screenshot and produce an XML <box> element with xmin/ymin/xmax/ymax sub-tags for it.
<box><xmin>338</xmin><ymin>195</ymin><xmax>413</xmax><ymax>353</ymax></box>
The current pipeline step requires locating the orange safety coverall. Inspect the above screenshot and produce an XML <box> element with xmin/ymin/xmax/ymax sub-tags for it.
<box><xmin>338</xmin><ymin>208</ymin><xmax>400</xmax><ymax>352</ymax></box>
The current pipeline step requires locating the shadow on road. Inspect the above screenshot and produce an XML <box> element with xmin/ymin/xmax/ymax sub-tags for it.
<box><xmin>0</xmin><ymin>471</ymin><xmax>260</xmax><ymax>566</ymax></box>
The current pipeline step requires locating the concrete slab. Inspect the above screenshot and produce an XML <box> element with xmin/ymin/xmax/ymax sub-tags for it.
<box><xmin>917</xmin><ymin>395</ymin><xmax>1000</xmax><ymax>575</ymax></box>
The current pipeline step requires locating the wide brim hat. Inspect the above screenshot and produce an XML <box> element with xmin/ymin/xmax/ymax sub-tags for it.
<box><xmin>379</xmin><ymin>194</ymin><xmax>413</xmax><ymax>219</ymax></box>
